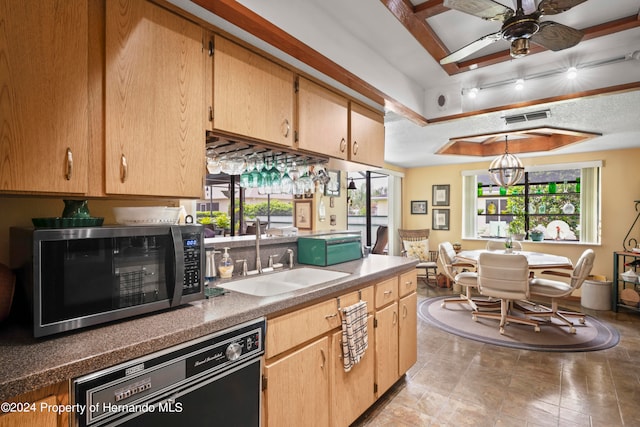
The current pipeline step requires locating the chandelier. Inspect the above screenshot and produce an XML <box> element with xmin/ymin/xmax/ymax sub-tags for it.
<box><xmin>488</xmin><ymin>136</ymin><xmax>524</xmax><ymax>188</ymax></box>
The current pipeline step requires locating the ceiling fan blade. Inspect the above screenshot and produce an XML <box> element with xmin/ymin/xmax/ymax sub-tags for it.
<box><xmin>537</xmin><ymin>0</ymin><xmax>588</xmax><ymax>15</ymax></box>
<box><xmin>440</xmin><ymin>32</ymin><xmax>503</xmax><ymax>64</ymax></box>
<box><xmin>530</xmin><ymin>21</ymin><xmax>584</xmax><ymax>51</ymax></box>
<box><xmin>444</xmin><ymin>0</ymin><xmax>514</xmax><ymax>22</ymax></box>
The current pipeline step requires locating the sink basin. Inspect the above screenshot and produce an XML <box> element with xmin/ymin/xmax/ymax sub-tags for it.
<box><xmin>217</xmin><ymin>267</ymin><xmax>350</xmax><ymax>297</ymax></box>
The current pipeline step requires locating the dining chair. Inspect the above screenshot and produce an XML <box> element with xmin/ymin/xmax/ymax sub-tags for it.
<box><xmin>519</xmin><ymin>249</ymin><xmax>595</xmax><ymax>333</ymax></box>
<box><xmin>371</xmin><ymin>225</ymin><xmax>388</xmax><ymax>255</ymax></box>
<box><xmin>438</xmin><ymin>242</ymin><xmax>480</xmax><ymax>310</ymax></box>
<box><xmin>486</xmin><ymin>239</ymin><xmax>523</xmax><ymax>251</ymax></box>
<box><xmin>398</xmin><ymin>229</ymin><xmax>437</xmax><ymax>285</ymax></box>
<box><xmin>473</xmin><ymin>252</ymin><xmax>541</xmax><ymax>335</ymax></box>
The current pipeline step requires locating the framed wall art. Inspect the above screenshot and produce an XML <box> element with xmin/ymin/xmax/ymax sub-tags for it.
<box><xmin>432</xmin><ymin>208</ymin><xmax>450</xmax><ymax>230</ymax></box>
<box><xmin>294</xmin><ymin>200</ymin><xmax>313</xmax><ymax>230</ymax></box>
<box><xmin>432</xmin><ymin>184</ymin><xmax>450</xmax><ymax>206</ymax></box>
<box><xmin>324</xmin><ymin>170</ymin><xmax>341</xmax><ymax>197</ymax></box>
<box><xmin>411</xmin><ymin>200</ymin><xmax>427</xmax><ymax>215</ymax></box>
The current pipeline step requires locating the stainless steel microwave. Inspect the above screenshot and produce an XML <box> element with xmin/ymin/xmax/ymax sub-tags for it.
<box><xmin>10</xmin><ymin>225</ymin><xmax>204</xmax><ymax>338</ymax></box>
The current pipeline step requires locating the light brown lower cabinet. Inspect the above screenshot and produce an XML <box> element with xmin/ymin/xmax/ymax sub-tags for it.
<box><xmin>330</xmin><ymin>315</ymin><xmax>375</xmax><ymax>427</ymax></box>
<box><xmin>262</xmin><ymin>269</ymin><xmax>417</xmax><ymax>427</ymax></box>
<box><xmin>0</xmin><ymin>381</ymin><xmax>68</xmax><ymax>427</ymax></box>
<box><xmin>374</xmin><ymin>301</ymin><xmax>399</xmax><ymax>396</ymax></box>
<box><xmin>263</xmin><ymin>337</ymin><xmax>330</xmax><ymax>427</ymax></box>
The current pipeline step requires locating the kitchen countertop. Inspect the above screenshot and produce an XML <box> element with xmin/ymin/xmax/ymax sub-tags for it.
<box><xmin>0</xmin><ymin>255</ymin><xmax>417</xmax><ymax>400</ymax></box>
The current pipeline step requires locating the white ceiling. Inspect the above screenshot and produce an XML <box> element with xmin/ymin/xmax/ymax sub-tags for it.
<box><xmin>172</xmin><ymin>0</ymin><xmax>640</xmax><ymax>168</ymax></box>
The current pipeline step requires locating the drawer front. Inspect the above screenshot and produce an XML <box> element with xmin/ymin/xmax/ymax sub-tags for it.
<box><xmin>374</xmin><ymin>277</ymin><xmax>398</xmax><ymax>309</ymax></box>
<box><xmin>266</xmin><ymin>299</ymin><xmax>339</xmax><ymax>358</ymax></box>
<box><xmin>399</xmin><ymin>270</ymin><xmax>418</xmax><ymax>297</ymax></box>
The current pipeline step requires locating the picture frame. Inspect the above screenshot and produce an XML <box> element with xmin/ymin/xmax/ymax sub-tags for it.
<box><xmin>411</xmin><ymin>200</ymin><xmax>428</xmax><ymax>215</ymax></box>
<box><xmin>432</xmin><ymin>208</ymin><xmax>450</xmax><ymax>230</ymax></box>
<box><xmin>432</xmin><ymin>184</ymin><xmax>450</xmax><ymax>206</ymax></box>
<box><xmin>324</xmin><ymin>170</ymin><xmax>341</xmax><ymax>197</ymax></box>
<box><xmin>294</xmin><ymin>200</ymin><xmax>313</xmax><ymax>230</ymax></box>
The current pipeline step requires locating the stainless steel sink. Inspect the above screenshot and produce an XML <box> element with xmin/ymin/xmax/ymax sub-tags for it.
<box><xmin>216</xmin><ymin>267</ymin><xmax>350</xmax><ymax>297</ymax></box>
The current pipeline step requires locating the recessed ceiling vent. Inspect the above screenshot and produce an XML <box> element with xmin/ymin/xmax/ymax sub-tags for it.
<box><xmin>503</xmin><ymin>109</ymin><xmax>550</xmax><ymax>125</ymax></box>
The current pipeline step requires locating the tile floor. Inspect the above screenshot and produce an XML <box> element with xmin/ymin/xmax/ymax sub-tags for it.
<box><xmin>352</xmin><ymin>285</ymin><xmax>640</xmax><ymax>427</ymax></box>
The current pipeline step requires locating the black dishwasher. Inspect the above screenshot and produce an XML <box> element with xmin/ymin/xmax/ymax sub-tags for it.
<box><xmin>72</xmin><ymin>318</ymin><xmax>265</xmax><ymax>427</ymax></box>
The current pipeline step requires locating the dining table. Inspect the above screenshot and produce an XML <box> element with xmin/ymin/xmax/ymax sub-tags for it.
<box><xmin>455</xmin><ymin>249</ymin><xmax>574</xmax><ymax>271</ymax></box>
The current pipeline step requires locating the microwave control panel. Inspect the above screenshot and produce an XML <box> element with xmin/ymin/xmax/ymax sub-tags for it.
<box><xmin>182</xmin><ymin>233</ymin><xmax>201</xmax><ymax>293</ymax></box>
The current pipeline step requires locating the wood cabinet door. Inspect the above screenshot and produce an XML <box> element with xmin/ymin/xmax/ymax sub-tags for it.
<box><xmin>0</xmin><ymin>395</ymin><xmax>57</xmax><ymax>427</ymax></box>
<box><xmin>330</xmin><ymin>315</ymin><xmax>375</xmax><ymax>427</ymax></box>
<box><xmin>349</xmin><ymin>102</ymin><xmax>385</xmax><ymax>167</ymax></box>
<box><xmin>297</xmin><ymin>77</ymin><xmax>348</xmax><ymax>159</ymax></box>
<box><xmin>374</xmin><ymin>301</ymin><xmax>399</xmax><ymax>396</ymax></box>
<box><xmin>105</xmin><ymin>0</ymin><xmax>206</xmax><ymax>197</ymax></box>
<box><xmin>0</xmin><ymin>0</ymin><xmax>89</xmax><ymax>194</ymax></box>
<box><xmin>399</xmin><ymin>292</ymin><xmax>418</xmax><ymax>375</ymax></box>
<box><xmin>264</xmin><ymin>337</ymin><xmax>329</xmax><ymax>427</ymax></box>
<box><xmin>213</xmin><ymin>35</ymin><xmax>294</xmax><ymax>147</ymax></box>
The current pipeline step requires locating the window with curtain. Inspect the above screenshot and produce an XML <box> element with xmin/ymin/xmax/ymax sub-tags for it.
<box><xmin>462</xmin><ymin>162</ymin><xmax>601</xmax><ymax>243</ymax></box>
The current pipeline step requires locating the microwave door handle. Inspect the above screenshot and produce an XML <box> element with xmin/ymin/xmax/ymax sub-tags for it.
<box><xmin>170</xmin><ymin>226</ymin><xmax>185</xmax><ymax>306</ymax></box>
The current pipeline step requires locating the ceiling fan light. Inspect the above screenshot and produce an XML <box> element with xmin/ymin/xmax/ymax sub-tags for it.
<box><xmin>510</xmin><ymin>38</ymin><xmax>530</xmax><ymax>58</ymax></box>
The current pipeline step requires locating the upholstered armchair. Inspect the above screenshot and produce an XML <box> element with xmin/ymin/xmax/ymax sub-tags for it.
<box><xmin>473</xmin><ymin>252</ymin><xmax>540</xmax><ymax>335</ymax></box>
<box><xmin>520</xmin><ymin>249</ymin><xmax>595</xmax><ymax>333</ymax></box>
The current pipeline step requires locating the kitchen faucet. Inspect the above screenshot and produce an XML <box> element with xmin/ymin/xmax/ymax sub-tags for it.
<box><xmin>255</xmin><ymin>221</ymin><xmax>262</xmax><ymax>274</ymax></box>
<box><xmin>286</xmin><ymin>248</ymin><xmax>294</xmax><ymax>269</ymax></box>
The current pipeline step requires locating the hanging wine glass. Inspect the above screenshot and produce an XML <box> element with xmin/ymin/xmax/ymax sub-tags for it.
<box><xmin>259</xmin><ymin>156</ymin><xmax>272</xmax><ymax>194</ymax></box>
<box><xmin>281</xmin><ymin>165</ymin><xmax>293</xmax><ymax>194</ymax></box>
<box><xmin>289</xmin><ymin>161</ymin><xmax>300</xmax><ymax>182</ymax></box>
<box><xmin>206</xmin><ymin>148</ymin><xmax>221</xmax><ymax>174</ymax></box>
<box><xmin>269</xmin><ymin>155</ymin><xmax>281</xmax><ymax>194</ymax></box>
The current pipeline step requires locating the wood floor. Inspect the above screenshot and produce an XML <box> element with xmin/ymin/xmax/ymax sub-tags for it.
<box><xmin>352</xmin><ymin>285</ymin><xmax>640</xmax><ymax>426</ymax></box>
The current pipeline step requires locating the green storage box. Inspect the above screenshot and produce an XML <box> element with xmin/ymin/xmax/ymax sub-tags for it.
<box><xmin>297</xmin><ymin>234</ymin><xmax>362</xmax><ymax>266</ymax></box>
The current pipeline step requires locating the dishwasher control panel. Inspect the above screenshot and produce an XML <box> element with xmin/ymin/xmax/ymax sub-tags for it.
<box><xmin>72</xmin><ymin>318</ymin><xmax>265</xmax><ymax>427</ymax></box>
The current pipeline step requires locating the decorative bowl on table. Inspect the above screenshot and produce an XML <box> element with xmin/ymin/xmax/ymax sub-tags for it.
<box><xmin>113</xmin><ymin>207</ymin><xmax>181</xmax><ymax>226</ymax></box>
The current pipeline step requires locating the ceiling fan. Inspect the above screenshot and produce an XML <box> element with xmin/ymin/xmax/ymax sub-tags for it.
<box><xmin>440</xmin><ymin>0</ymin><xmax>588</xmax><ymax>64</ymax></box>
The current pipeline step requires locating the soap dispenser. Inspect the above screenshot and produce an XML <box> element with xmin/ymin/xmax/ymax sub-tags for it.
<box><xmin>219</xmin><ymin>247</ymin><xmax>234</xmax><ymax>279</ymax></box>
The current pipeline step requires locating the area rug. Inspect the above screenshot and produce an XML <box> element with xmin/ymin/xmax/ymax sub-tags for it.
<box><xmin>418</xmin><ymin>296</ymin><xmax>619</xmax><ymax>352</ymax></box>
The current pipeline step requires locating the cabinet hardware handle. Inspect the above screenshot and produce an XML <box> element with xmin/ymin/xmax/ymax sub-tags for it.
<box><xmin>65</xmin><ymin>147</ymin><xmax>73</xmax><ymax>181</ymax></box>
<box><xmin>324</xmin><ymin>313</ymin><xmax>337</xmax><ymax>319</ymax></box>
<box><xmin>339</xmin><ymin>138</ymin><xmax>346</xmax><ymax>153</ymax></box>
<box><xmin>352</xmin><ymin>141</ymin><xmax>359</xmax><ymax>155</ymax></box>
<box><xmin>393</xmin><ymin>311</ymin><xmax>398</xmax><ymax>325</ymax></box>
<box><xmin>403</xmin><ymin>304</ymin><xmax>408</xmax><ymax>318</ymax></box>
<box><xmin>209</xmin><ymin>106</ymin><xmax>213</xmax><ymax>121</ymax></box>
<box><xmin>208</xmin><ymin>40</ymin><xmax>214</xmax><ymax>56</ymax></box>
<box><xmin>281</xmin><ymin>119</ymin><xmax>290</xmax><ymax>138</ymax></box>
<box><xmin>320</xmin><ymin>349</ymin><xmax>326</xmax><ymax>369</ymax></box>
<box><xmin>384</xmin><ymin>290</ymin><xmax>393</xmax><ymax>296</ymax></box>
<box><xmin>120</xmin><ymin>154</ymin><xmax>128</xmax><ymax>183</ymax></box>
<box><xmin>405</xmin><ymin>280</ymin><xmax>413</xmax><ymax>286</ymax></box>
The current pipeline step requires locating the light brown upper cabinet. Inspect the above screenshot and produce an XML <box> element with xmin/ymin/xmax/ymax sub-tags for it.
<box><xmin>105</xmin><ymin>0</ymin><xmax>206</xmax><ymax>198</ymax></box>
<box><xmin>349</xmin><ymin>103</ymin><xmax>385</xmax><ymax>168</ymax></box>
<box><xmin>0</xmin><ymin>0</ymin><xmax>89</xmax><ymax>194</ymax></box>
<box><xmin>212</xmin><ymin>35</ymin><xmax>294</xmax><ymax>147</ymax></box>
<box><xmin>296</xmin><ymin>77</ymin><xmax>348</xmax><ymax>159</ymax></box>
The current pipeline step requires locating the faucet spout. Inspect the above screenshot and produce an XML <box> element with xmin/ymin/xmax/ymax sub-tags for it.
<box><xmin>255</xmin><ymin>221</ymin><xmax>262</xmax><ymax>273</ymax></box>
